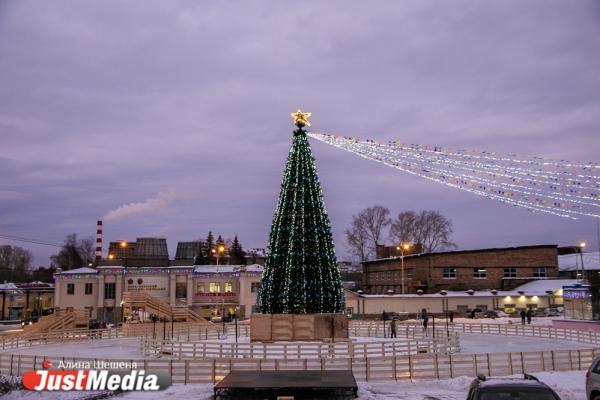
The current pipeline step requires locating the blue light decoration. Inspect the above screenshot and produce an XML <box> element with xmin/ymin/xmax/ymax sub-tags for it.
<box><xmin>563</xmin><ymin>290</ymin><xmax>592</xmax><ymax>299</ymax></box>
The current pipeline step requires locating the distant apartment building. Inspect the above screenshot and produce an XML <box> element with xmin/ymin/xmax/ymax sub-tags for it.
<box><xmin>363</xmin><ymin>245</ymin><xmax>559</xmax><ymax>294</ymax></box>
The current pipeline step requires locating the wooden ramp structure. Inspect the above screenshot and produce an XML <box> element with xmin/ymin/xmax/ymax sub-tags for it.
<box><xmin>122</xmin><ymin>291</ymin><xmax>211</xmax><ymax>323</ymax></box>
<box><xmin>16</xmin><ymin>309</ymin><xmax>89</xmax><ymax>336</ymax></box>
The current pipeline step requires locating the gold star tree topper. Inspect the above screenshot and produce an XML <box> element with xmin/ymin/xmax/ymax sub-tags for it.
<box><xmin>291</xmin><ymin>109</ymin><xmax>311</xmax><ymax>127</ymax></box>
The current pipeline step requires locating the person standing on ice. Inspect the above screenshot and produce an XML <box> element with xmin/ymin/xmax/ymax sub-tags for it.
<box><xmin>526</xmin><ymin>308</ymin><xmax>533</xmax><ymax>325</ymax></box>
<box><xmin>520</xmin><ymin>309</ymin><xmax>526</xmax><ymax>325</ymax></box>
<box><xmin>390</xmin><ymin>317</ymin><xmax>397</xmax><ymax>338</ymax></box>
<box><xmin>422</xmin><ymin>308</ymin><xmax>429</xmax><ymax>330</ymax></box>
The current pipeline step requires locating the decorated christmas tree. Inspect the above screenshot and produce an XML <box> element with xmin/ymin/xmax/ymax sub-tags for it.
<box><xmin>258</xmin><ymin>110</ymin><xmax>345</xmax><ymax>314</ymax></box>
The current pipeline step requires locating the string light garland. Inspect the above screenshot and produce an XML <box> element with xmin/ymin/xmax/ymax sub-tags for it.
<box><xmin>308</xmin><ymin>132</ymin><xmax>600</xmax><ymax>220</ymax></box>
<box><xmin>257</xmin><ymin>112</ymin><xmax>345</xmax><ymax>314</ymax></box>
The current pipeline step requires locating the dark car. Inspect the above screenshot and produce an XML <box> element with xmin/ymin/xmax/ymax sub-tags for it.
<box><xmin>20</xmin><ymin>315</ymin><xmax>40</xmax><ymax>328</ymax></box>
<box><xmin>467</xmin><ymin>374</ymin><xmax>561</xmax><ymax>400</ymax></box>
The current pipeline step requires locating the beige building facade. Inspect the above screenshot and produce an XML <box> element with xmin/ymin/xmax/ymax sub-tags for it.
<box><xmin>345</xmin><ymin>278</ymin><xmax>572</xmax><ymax>317</ymax></box>
<box><xmin>54</xmin><ymin>265</ymin><xmax>263</xmax><ymax>323</ymax></box>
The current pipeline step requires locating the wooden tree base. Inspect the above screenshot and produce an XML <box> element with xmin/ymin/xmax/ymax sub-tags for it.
<box><xmin>250</xmin><ymin>313</ymin><xmax>349</xmax><ymax>342</ymax></box>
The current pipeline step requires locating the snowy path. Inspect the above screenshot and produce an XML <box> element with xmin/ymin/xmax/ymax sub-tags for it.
<box><xmin>0</xmin><ymin>370</ymin><xmax>587</xmax><ymax>399</ymax></box>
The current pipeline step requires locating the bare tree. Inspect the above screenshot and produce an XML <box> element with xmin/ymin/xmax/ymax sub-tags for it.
<box><xmin>345</xmin><ymin>218</ymin><xmax>371</xmax><ymax>262</ymax></box>
<box><xmin>0</xmin><ymin>245</ymin><xmax>33</xmax><ymax>282</ymax></box>
<box><xmin>389</xmin><ymin>211</ymin><xmax>419</xmax><ymax>245</ymax></box>
<box><xmin>51</xmin><ymin>234</ymin><xmax>95</xmax><ymax>270</ymax></box>
<box><xmin>361</xmin><ymin>206</ymin><xmax>391</xmax><ymax>248</ymax></box>
<box><xmin>389</xmin><ymin>210</ymin><xmax>456</xmax><ymax>253</ymax></box>
<box><xmin>415</xmin><ymin>210</ymin><xmax>456</xmax><ymax>253</ymax></box>
<box><xmin>345</xmin><ymin>206</ymin><xmax>391</xmax><ymax>261</ymax></box>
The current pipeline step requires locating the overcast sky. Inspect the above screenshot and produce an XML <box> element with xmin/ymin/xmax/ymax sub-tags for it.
<box><xmin>1</xmin><ymin>1</ymin><xmax>599</xmax><ymax>266</ymax></box>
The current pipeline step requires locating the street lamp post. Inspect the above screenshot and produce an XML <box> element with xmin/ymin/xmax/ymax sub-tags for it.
<box><xmin>579</xmin><ymin>242</ymin><xmax>586</xmax><ymax>282</ymax></box>
<box><xmin>212</xmin><ymin>245</ymin><xmax>226</xmax><ymax>337</ymax></box>
<box><xmin>491</xmin><ymin>289</ymin><xmax>498</xmax><ymax>312</ymax></box>
<box><xmin>440</xmin><ymin>290</ymin><xmax>449</xmax><ymax>337</ymax></box>
<box><xmin>396</xmin><ymin>243</ymin><xmax>411</xmax><ymax>294</ymax></box>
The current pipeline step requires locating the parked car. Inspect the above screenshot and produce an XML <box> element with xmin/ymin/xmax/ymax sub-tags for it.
<box><xmin>586</xmin><ymin>354</ymin><xmax>600</xmax><ymax>399</ymax></box>
<box><xmin>467</xmin><ymin>308</ymin><xmax>484</xmax><ymax>318</ymax></box>
<box><xmin>483</xmin><ymin>310</ymin><xmax>509</xmax><ymax>319</ymax></box>
<box><xmin>547</xmin><ymin>307</ymin><xmax>563</xmax><ymax>317</ymax></box>
<box><xmin>467</xmin><ymin>374</ymin><xmax>561</xmax><ymax>400</ymax></box>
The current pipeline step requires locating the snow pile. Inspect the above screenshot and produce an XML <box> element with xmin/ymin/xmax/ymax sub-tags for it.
<box><xmin>1</xmin><ymin>371</ymin><xmax>585</xmax><ymax>399</ymax></box>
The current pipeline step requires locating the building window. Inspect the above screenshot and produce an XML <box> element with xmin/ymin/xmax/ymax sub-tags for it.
<box><xmin>251</xmin><ymin>282</ymin><xmax>260</xmax><ymax>293</ymax></box>
<box><xmin>104</xmin><ymin>283</ymin><xmax>116</xmax><ymax>300</ymax></box>
<box><xmin>504</xmin><ymin>268</ymin><xmax>517</xmax><ymax>278</ymax></box>
<box><xmin>67</xmin><ymin>283</ymin><xmax>75</xmax><ymax>295</ymax></box>
<box><xmin>176</xmin><ymin>282</ymin><xmax>187</xmax><ymax>299</ymax></box>
<box><xmin>473</xmin><ymin>268</ymin><xmax>487</xmax><ymax>279</ymax></box>
<box><xmin>209</xmin><ymin>282</ymin><xmax>220</xmax><ymax>293</ymax></box>
<box><xmin>84</xmin><ymin>283</ymin><xmax>93</xmax><ymax>295</ymax></box>
<box><xmin>224</xmin><ymin>282</ymin><xmax>233</xmax><ymax>293</ymax></box>
<box><xmin>442</xmin><ymin>268</ymin><xmax>456</xmax><ymax>279</ymax></box>
<box><xmin>197</xmin><ymin>283</ymin><xmax>205</xmax><ymax>293</ymax></box>
<box><xmin>533</xmin><ymin>268</ymin><xmax>547</xmax><ymax>278</ymax></box>
<box><xmin>405</xmin><ymin>268</ymin><xmax>414</xmax><ymax>278</ymax></box>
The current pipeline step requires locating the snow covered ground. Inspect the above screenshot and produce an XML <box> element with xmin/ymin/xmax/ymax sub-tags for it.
<box><xmin>4</xmin><ymin>370</ymin><xmax>583</xmax><ymax>399</ymax></box>
<box><xmin>117</xmin><ymin>370</ymin><xmax>588</xmax><ymax>400</ymax></box>
<box><xmin>6</xmin><ymin>338</ymin><xmax>145</xmax><ymax>359</ymax></box>
<box><xmin>5</xmin><ymin>330</ymin><xmax>591</xmax><ymax>360</ymax></box>
<box><xmin>457</xmin><ymin>332</ymin><xmax>591</xmax><ymax>354</ymax></box>
<box><xmin>450</xmin><ymin>317</ymin><xmax>556</xmax><ymax>326</ymax></box>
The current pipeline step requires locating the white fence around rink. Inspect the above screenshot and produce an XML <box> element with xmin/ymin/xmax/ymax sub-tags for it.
<box><xmin>2</xmin><ymin>321</ymin><xmax>600</xmax><ymax>383</ymax></box>
<box><xmin>2</xmin><ymin>348</ymin><xmax>599</xmax><ymax>384</ymax></box>
<box><xmin>141</xmin><ymin>335</ymin><xmax>460</xmax><ymax>360</ymax></box>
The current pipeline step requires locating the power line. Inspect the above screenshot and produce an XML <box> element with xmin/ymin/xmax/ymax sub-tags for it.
<box><xmin>0</xmin><ymin>233</ymin><xmax>62</xmax><ymax>247</ymax></box>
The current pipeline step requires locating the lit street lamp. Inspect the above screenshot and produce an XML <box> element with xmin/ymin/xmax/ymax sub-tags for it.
<box><xmin>212</xmin><ymin>245</ymin><xmax>227</xmax><ymax>336</ymax></box>
<box><xmin>579</xmin><ymin>242</ymin><xmax>586</xmax><ymax>282</ymax></box>
<box><xmin>396</xmin><ymin>243</ymin><xmax>411</xmax><ymax>294</ymax></box>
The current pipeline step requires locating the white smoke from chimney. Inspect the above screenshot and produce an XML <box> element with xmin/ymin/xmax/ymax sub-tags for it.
<box><xmin>103</xmin><ymin>191</ymin><xmax>176</xmax><ymax>221</ymax></box>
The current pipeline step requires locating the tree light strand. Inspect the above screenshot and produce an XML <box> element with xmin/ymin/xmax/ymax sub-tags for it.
<box><xmin>308</xmin><ymin>132</ymin><xmax>600</xmax><ymax>220</ymax></box>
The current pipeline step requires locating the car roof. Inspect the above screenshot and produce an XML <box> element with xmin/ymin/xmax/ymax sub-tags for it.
<box><xmin>478</xmin><ymin>379</ymin><xmax>549</xmax><ymax>389</ymax></box>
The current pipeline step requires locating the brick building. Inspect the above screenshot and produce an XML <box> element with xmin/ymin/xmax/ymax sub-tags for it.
<box><xmin>363</xmin><ymin>245</ymin><xmax>558</xmax><ymax>294</ymax></box>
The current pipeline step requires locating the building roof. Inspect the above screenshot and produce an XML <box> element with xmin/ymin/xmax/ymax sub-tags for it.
<box><xmin>347</xmin><ymin>278</ymin><xmax>577</xmax><ymax>299</ymax></box>
<box><xmin>512</xmin><ymin>279</ymin><xmax>578</xmax><ymax>293</ymax></box>
<box><xmin>15</xmin><ymin>282</ymin><xmax>54</xmax><ymax>289</ymax></box>
<box><xmin>558</xmin><ymin>252</ymin><xmax>600</xmax><ymax>271</ymax></box>
<box><xmin>59</xmin><ymin>267</ymin><xmax>98</xmax><ymax>274</ymax></box>
<box><xmin>0</xmin><ymin>282</ymin><xmax>20</xmax><ymax>291</ymax></box>
<box><xmin>192</xmin><ymin>264</ymin><xmax>264</xmax><ymax>274</ymax></box>
<box><xmin>364</xmin><ymin>244</ymin><xmax>558</xmax><ymax>264</ymax></box>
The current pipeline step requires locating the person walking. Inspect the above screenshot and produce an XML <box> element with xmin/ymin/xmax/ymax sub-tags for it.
<box><xmin>449</xmin><ymin>311</ymin><xmax>454</xmax><ymax>323</ymax></box>
<box><xmin>390</xmin><ymin>318</ymin><xmax>397</xmax><ymax>338</ymax></box>
<box><xmin>422</xmin><ymin>308</ymin><xmax>429</xmax><ymax>330</ymax></box>
<box><xmin>520</xmin><ymin>309</ymin><xmax>526</xmax><ymax>325</ymax></box>
<box><xmin>526</xmin><ymin>308</ymin><xmax>533</xmax><ymax>325</ymax></box>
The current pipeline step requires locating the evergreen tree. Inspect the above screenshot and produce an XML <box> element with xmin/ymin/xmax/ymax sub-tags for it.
<box><xmin>257</xmin><ymin>111</ymin><xmax>345</xmax><ymax>314</ymax></box>
<box><xmin>229</xmin><ymin>235</ymin><xmax>246</xmax><ymax>265</ymax></box>
<box><xmin>216</xmin><ymin>235</ymin><xmax>225</xmax><ymax>249</ymax></box>
<box><xmin>206</xmin><ymin>231</ymin><xmax>215</xmax><ymax>264</ymax></box>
